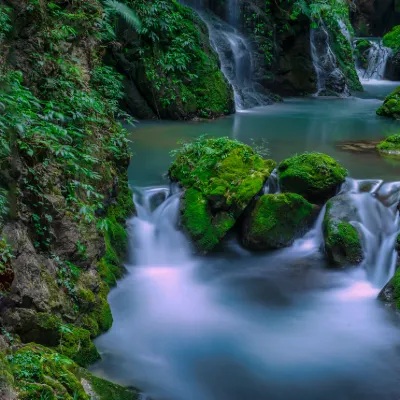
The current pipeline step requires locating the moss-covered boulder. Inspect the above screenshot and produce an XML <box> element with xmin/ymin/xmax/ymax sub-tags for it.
<box><xmin>242</xmin><ymin>193</ymin><xmax>316</xmax><ymax>250</ymax></box>
<box><xmin>277</xmin><ymin>152</ymin><xmax>347</xmax><ymax>204</ymax></box>
<box><xmin>7</xmin><ymin>344</ymin><xmax>139</xmax><ymax>400</ymax></box>
<box><xmin>377</xmin><ymin>134</ymin><xmax>400</xmax><ymax>156</ymax></box>
<box><xmin>169</xmin><ymin>137</ymin><xmax>276</xmax><ymax>251</ymax></box>
<box><xmin>383</xmin><ymin>25</ymin><xmax>400</xmax><ymax>52</ymax></box>
<box><xmin>377</xmin><ymin>86</ymin><xmax>400</xmax><ymax>118</ymax></box>
<box><xmin>323</xmin><ymin>194</ymin><xmax>363</xmax><ymax>267</ymax></box>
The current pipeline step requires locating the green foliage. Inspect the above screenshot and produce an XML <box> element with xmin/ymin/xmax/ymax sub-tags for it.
<box><xmin>277</xmin><ymin>152</ymin><xmax>347</xmax><ymax>203</ymax></box>
<box><xmin>383</xmin><ymin>25</ymin><xmax>400</xmax><ymax>52</ymax></box>
<box><xmin>8</xmin><ymin>344</ymin><xmax>89</xmax><ymax>400</ymax></box>
<box><xmin>244</xmin><ymin>193</ymin><xmax>315</xmax><ymax>250</ymax></box>
<box><xmin>122</xmin><ymin>0</ymin><xmax>233</xmax><ymax>117</ymax></box>
<box><xmin>103</xmin><ymin>0</ymin><xmax>141</xmax><ymax>31</ymax></box>
<box><xmin>0</xmin><ymin>6</ymin><xmax>12</xmax><ymax>41</ymax></box>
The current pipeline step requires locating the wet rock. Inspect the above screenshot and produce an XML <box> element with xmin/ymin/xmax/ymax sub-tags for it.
<box><xmin>326</xmin><ymin>68</ymin><xmax>347</xmax><ymax>94</ymax></box>
<box><xmin>242</xmin><ymin>193</ymin><xmax>317</xmax><ymax>250</ymax></box>
<box><xmin>323</xmin><ymin>194</ymin><xmax>364</xmax><ymax>267</ymax></box>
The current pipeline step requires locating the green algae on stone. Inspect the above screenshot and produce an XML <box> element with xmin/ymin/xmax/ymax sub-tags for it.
<box><xmin>377</xmin><ymin>134</ymin><xmax>400</xmax><ymax>156</ymax></box>
<box><xmin>242</xmin><ymin>193</ymin><xmax>316</xmax><ymax>250</ymax></box>
<box><xmin>377</xmin><ymin>86</ymin><xmax>400</xmax><ymax>119</ymax></box>
<box><xmin>277</xmin><ymin>152</ymin><xmax>347</xmax><ymax>204</ymax></box>
<box><xmin>0</xmin><ymin>351</ymin><xmax>14</xmax><ymax>398</ymax></box>
<box><xmin>383</xmin><ymin>26</ymin><xmax>400</xmax><ymax>52</ymax></box>
<box><xmin>323</xmin><ymin>198</ymin><xmax>363</xmax><ymax>267</ymax></box>
<box><xmin>355</xmin><ymin>39</ymin><xmax>372</xmax><ymax>69</ymax></box>
<box><xmin>170</xmin><ymin>137</ymin><xmax>276</xmax><ymax>251</ymax></box>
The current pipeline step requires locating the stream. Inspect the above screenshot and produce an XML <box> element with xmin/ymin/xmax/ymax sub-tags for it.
<box><xmin>92</xmin><ymin>81</ymin><xmax>400</xmax><ymax>399</ymax></box>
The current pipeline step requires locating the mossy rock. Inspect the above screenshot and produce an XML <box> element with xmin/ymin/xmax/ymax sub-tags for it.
<box><xmin>323</xmin><ymin>195</ymin><xmax>363</xmax><ymax>267</ymax></box>
<box><xmin>7</xmin><ymin>344</ymin><xmax>139</xmax><ymax>400</ymax></box>
<box><xmin>242</xmin><ymin>193</ymin><xmax>316</xmax><ymax>250</ymax></box>
<box><xmin>169</xmin><ymin>137</ymin><xmax>276</xmax><ymax>251</ymax></box>
<box><xmin>277</xmin><ymin>152</ymin><xmax>347</xmax><ymax>204</ymax></box>
<box><xmin>377</xmin><ymin>134</ymin><xmax>400</xmax><ymax>156</ymax></box>
<box><xmin>58</xmin><ymin>325</ymin><xmax>100</xmax><ymax>368</ymax></box>
<box><xmin>377</xmin><ymin>86</ymin><xmax>400</xmax><ymax>119</ymax></box>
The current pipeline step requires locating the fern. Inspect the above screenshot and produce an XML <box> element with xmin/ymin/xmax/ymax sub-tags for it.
<box><xmin>103</xmin><ymin>0</ymin><xmax>141</xmax><ymax>31</ymax></box>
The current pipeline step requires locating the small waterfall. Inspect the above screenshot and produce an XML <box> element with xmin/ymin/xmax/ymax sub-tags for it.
<box><xmin>197</xmin><ymin>11</ymin><xmax>271</xmax><ymax>111</ymax></box>
<box><xmin>355</xmin><ymin>39</ymin><xmax>392</xmax><ymax>81</ymax></box>
<box><xmin>338</xmin><ymin>20</ymin><xmax>352</xmax><ymax>45</ymax></box>
<box><xmin>339</xmin><ymin>179</ymin><xmax>400</xmax><ymax>287</ymax></box>
<box><xmin>132</xmin><ymin>185</ymin><xmax>193</xmax><ymax>266</ymax></box>
<box><xmin>227</xmin><ymin>0</ymin><xmax>239</xmax><ymax>27</ymax></box>
<box><xmin>263</xmin><ymin>169</ymin><xmax>280</xmax><ymax>194</ymax></box>
<box><xmin>310</xmin><ymin>19</ymin><xmax>349</xmax><ymax>96</ymax></box>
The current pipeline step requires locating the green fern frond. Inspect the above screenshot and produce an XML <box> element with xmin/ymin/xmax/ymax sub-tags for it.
<box><xmin>103</xmin><ymin>0</ymin><xmax>141</xmax><ymax>31</ymax></box>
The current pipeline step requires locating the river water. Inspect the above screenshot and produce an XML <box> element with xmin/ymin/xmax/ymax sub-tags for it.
<box><xmin>92</xmin><ymin>82</ymin><xmax>400</xmax><ymax>399</ymax></box>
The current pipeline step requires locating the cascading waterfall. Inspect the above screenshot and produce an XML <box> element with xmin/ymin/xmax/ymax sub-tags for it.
<box><xmin>310</xmin><ymin>19</ymin><xmax>349</xmax><ymax>96</ymax></box>
<box><xmin>355</xmin><ymin>38</ymin><xmax>392</xmax><ymax>81</ymax></box>
<box><xmin>338</xmin><ymin>178</ymin><xmax>400</xmax><ymax>287</ymax></box>
<box><xmin>196</xmin><ymin>12</ymin><xmax>271</xmax><ymax>110</ymax></box>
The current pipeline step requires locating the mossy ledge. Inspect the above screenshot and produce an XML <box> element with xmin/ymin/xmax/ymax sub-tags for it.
<box><xmin>169</xmin><ymin>137</ymin><xmax>276</xmax><ymax>252</ymax></box>
<box><xmin>242</xmin><ymin>193</ymin><xmax>317</xmax><ymax>250</ymax></box>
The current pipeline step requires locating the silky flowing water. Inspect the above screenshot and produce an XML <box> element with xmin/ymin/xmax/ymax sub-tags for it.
<box><xmin>92</xmin><ymin>82</ymin><xmax>400</xmax><ymax>399</ymax></box>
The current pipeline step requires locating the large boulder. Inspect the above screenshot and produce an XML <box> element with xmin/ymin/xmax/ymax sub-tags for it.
<box><xmin>242</xmin><ymin>193</ymin><xmax>316</xmax><ymax>250</ymax></box>
<box><xmin>169</xmin><ymin>137</ymin><xmax>276</xmax><ymax>251</ymax></box>
<box><xmin>323</xmin><ymin>194</ymin><xmax>364</xmax><ymax>267</ymax></box>
<box><xmin>277</xmin><ymin>152</ymin><xmax>348</xmax><ymax>204</ymax></box>
<box><xmin>377</xmin><ymin>86</ymin><xmax>400</xmax><ymax>119</ymax></box>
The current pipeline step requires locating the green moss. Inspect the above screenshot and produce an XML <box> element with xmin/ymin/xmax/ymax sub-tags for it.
<box><xmin>277</xmin><ymin>152</ymin><xmax>347</xmax><ymax>203</ymax></box>
<box><xmin>323</xmin><ymin>201</ymin><xmax>363</xmax><ymax>266</ymax></box>
<box><xmin>377</xmin><ymin>87</ymin><xmax>400</xmax><ymax>118</ymax></box>
<box><xmin>377</xmin><ymin>134</ymin><xmax>400</xmax><ymax>155</ymax></box>
<box><xmin>58</xmin><ymin>326</ymin><xmax>100</xmax><ymax>368</ymax></box>
<box><xmin>390</xmin><ymin>268</ymin><xmax>400</xmax><ymax>309</ymax></box>
<box><xmin>383</xmin><ymin>25</ymin><xmax>400</xmax><ymax>51</ymax></box>
<box><xmin>327</xmin><ymin>17</ymin><xmax>363</xmax><ymax>92</ymax></box>
<box><xmin>170</xmin><ymin>137</ymin><xmax>276</xmax><ymax>251</ymax></box>
<box><xmin>8</xmin><ymin>344</ymin><xmax>89</xmax><ymax>400</ymax></box>
<box><xmin>243</xmin><ymin>193</ymin><xmax>315</xmax><ymax>250</ymax></box>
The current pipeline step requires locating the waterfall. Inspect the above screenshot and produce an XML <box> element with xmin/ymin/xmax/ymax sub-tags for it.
<box><xmin>197</xmin><ymin>11</ymin><xmax>271</xmax><ymax>111</ymax></box>
<box><xmin>355</xmin><ymin>39</ymin><xmax>392</xmax><ymax>81</ymax></box>
<box><xmin>227</xmin><ymin>0</ymin><xmax>239</xmax><ymax>27</ymax></box>
<box><xmin>338</xmin><ymin>20</ymin><xmax>352</xmax><ymax>45</ymax></box>
<box><xmin>310</xmin><ymin>19</ymin><xmax>349</xmax><ymax>96</ymax></box>
<box><xmin>339</xmin><ymin>179</ymin><xmax>400</xmax><ymax>287</ymax></box>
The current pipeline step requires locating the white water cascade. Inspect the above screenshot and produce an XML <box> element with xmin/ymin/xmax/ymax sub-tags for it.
<box><xmin>310</xmin><ymin>19</ymin><xmax>349</xmax><ymax>96</ymax></box>
<box><xmin>337</xmin><ymin>179</ymin><xmax>400</xmax><ymax>287</ymax></box>
<box><xmin>197</xmin><ymin>12</ymin><xmax>271</xmax><ymax>110</ymax></box>
<box><xmin>355</xmin><ymin>39</ymin><xmax>392</xmax><ymax>81</ymax></box>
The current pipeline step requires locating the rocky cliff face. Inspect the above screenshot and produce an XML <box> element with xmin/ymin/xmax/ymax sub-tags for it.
<box><xmin>0</xmin><ymin>1</ymin><xmax>139</xmax><ymax>398</ymax></box>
